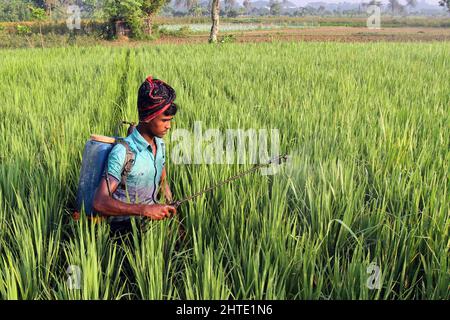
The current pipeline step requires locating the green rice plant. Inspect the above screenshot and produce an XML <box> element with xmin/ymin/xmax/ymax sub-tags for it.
<box><xmin>123</xmin><ymin>220</ymin><xmax>182</xmax><ymax>299</ymax></box>
<box><xmin>182</xmin><ymin>245</ymin><xmax>232</xmax><ymax>299</ymax></box>
<box><xmin>0</xmin><ymin>41</ymin><xmax>448</xmax><ymax>300</ymax></box>
<box><xmin>0</xmin><ymin>193</ymin><xmax>61</xmax><ymax>299</ymax></box>
<box><xmin>49</xmin><ymin>218</ymin><xmax>126</xmax><ymax>300</ymax></box>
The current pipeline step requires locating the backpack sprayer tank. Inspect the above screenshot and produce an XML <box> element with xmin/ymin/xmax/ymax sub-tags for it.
<box><xmin>73</xmin><ymin>122</ymin><xmax>136</xmax><ymax>220</ymax></box>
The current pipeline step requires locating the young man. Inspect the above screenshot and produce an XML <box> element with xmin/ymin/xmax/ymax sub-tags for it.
<box><xmin>93</xmin><ymin>75</ymin><xmax>177</xmax><ymax>234</ymax></box>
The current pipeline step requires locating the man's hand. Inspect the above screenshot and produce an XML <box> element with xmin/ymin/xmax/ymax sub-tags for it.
<box><xmin>140</xmin><ymin>204</ymin><xmax>177</xmax><ymax>220</ymax></box>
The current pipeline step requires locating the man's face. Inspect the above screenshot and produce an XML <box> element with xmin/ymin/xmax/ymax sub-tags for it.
<box><xmin>145</xmin><ymin>113</ymin><xmax>174</xmax><ymax>138</ymax></box>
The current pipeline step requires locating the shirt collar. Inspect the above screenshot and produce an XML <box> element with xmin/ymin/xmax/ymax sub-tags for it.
<box><xmin>130</xmin><ymin>128</ymin><xmax>161</xmax><ymax>154</ymax></box>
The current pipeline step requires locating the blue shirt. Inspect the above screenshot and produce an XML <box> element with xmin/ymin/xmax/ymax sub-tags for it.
<box><xmin>105</xmin><ymin>128</ymin><xmax>166</xmax><ymax>222</ymax></box>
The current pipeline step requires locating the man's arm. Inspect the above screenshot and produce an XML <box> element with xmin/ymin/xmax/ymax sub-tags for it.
<box><xmin>93</xmin><ymin>174</ymin><xmax>176</xmax><ymax>220</ymax></box>
<box><xmin>160</xmin><ymin>166</ymin><xmax>173</xmax><ymax>204</ymax></box>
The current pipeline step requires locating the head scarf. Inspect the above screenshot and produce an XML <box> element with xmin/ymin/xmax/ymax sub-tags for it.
<box><xmin>137</xmin><ymin>75</ymin><xmax>176</xmax><ymax>122</ymax></box>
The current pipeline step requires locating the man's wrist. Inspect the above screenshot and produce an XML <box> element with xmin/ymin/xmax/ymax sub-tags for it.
<box><xmin>134</xmin><ymin>203</ymin><xmax>145</xmax><ymax>216</ymax></box>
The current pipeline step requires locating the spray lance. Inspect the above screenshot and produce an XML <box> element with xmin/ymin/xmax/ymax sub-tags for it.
<box><xmin>115</xmin><ymin>121</ymin><xmax>290</xmax><ymax>209</ymax></box>
<box><xmin>168</xmin><ymin>154</ymin><xmax>289</xmax><ymax>210</ymax></box>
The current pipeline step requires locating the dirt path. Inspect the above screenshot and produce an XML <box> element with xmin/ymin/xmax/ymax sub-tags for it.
<box><xmin>157</xmin><ymin>27</ymin><xmax>450</xmax><ymax>44</ymax></box>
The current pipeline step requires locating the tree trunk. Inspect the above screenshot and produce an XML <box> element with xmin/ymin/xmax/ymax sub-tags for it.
<box><xmin>209</xmin><ymin>0</ymin><xmax>220</xmax><ymax>43</ymax></box>
<box><xmin>39</xmin><ymin>24</ymin><xmax>44</xmax><ymax>48</ymax></box>
<box><xmin>25</xmin><ymin>35</ymin><xmax>33</xmax><ymax>48</ymax></box>
<box><xmin>144</xmin><ymin>14</ymin><xmax>153</xmax><ymax>35</ymax></box>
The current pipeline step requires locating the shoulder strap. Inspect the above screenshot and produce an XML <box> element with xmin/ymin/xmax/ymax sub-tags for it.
<box><xmin>115</xmin><ymin>139</ymin><xmax>135</xmax><ymax>190</ymax></box>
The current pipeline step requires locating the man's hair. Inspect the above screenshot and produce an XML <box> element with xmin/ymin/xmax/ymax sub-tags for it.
<box><xmin>163</xmin><ymin>103</ymin><xmax>178</xmax><ymax>117</ymax></box>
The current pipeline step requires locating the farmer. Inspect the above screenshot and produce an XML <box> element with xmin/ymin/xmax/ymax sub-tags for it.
<box><xmin>93</xmin><ymin>75</ymin><xmax>178</xmax><ymax>235</ymax></box>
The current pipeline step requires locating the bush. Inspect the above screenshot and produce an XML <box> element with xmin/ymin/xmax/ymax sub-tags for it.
<box><xmin>227</xmin><ymin>9</ymin><xmax>239</xmax><ymax>18</ymax></box>
<box><xmin>16</xmin><ymin>24</ymin><xmax>31</xmax><ymax>35</ymax></box>
<box><xmin>158</xmin><ymin>25</ymin><xmax>191</xmax><ymax>38</ymax></box>
<box><xmin>126</xmin><ymin>13</ymin><xmax>145</xmax><ymax>39</ymax></box>
<box><xmin>178</xmin><ymin>25</ymin><xmax>191</xmax><ymax>36</ymax></box>
<box><xmin>219</xmin><ymin>34</ymin><xmax>236</xmax><ymax>43</ymax></box>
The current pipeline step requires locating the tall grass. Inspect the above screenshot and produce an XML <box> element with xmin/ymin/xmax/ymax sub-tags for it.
<box><xmin>0</xmin><ymin>42</ymin><xmax>448</xmax><ymax>299</ymax></box>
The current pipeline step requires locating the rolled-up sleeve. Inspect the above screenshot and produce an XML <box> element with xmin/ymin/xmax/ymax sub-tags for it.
<box><xmin>105</xmin><ymin>144</ymin><xmax>126</xmax><ymax>182</ymax></box>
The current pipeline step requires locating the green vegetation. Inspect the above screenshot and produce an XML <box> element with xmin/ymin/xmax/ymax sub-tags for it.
<box><xmin>0</xmin><ymin>42</ymin><xmax>449</xmax><ymax>299</ymax></box>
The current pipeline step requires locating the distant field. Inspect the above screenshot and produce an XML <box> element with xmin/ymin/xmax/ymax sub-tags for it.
<box><xmin>152</xmin><ymin>26</ymin><xmax>450</xmax><ymax>44</ymax></box>
<box><xmin>0</xmin><ymin>42</ymin><xmax>448</xmax><ymax>299</ymax></box>
<box><xmin>1</xmin><ymin>15</ymin><xmax>450</xmax><ymax>49</ymax></box>
<box><xmin>1</xmin><ymin>27</ymin><xmax>450</xmax><ymax>49</ymax></box>
<box><xmin>1</xmin><ymin>15</ymin><xmax>450</xmax><ymax>30</ymax></box>
<box><xmin>159</xmin><ymin>22</ymin><xmax>317</xmax><ymax>32</ymax></box>
<box><xmin>153</xmin><ymin>15</ymin><xmax>450</xmax><ymax>28</ymax></box>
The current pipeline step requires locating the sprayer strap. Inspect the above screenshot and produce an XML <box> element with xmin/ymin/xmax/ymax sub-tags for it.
<box><xmin>104</xmin><ymin>165</ymin><xmax>112</xmax><ymax>197</ymax></box>
<box><xmin>103</xmin><ymin>139</ymin><xmax>135</xmax><ymax>197</ymax></box>
<box><xmin>115</xmin><ymin>139</ymin><xmax>135</xmax><ymax>190</ymax></box>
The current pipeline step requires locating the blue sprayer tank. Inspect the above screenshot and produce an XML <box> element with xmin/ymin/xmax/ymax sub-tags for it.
<box><xmin>75</xmin><ymin>123</ymin><xmax>136</xmax><ymax>218</ymax></box>
<box><xmin>75</xmin><ymin>134</ymin><xmax>117</xmax><ymax>216</ymax></box>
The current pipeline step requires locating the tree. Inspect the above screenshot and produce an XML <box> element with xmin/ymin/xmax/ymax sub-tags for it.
<box><xmin>141</xmin><ymin>0</ymin><xmax>170</xmax><ymax>34</ymax></box>
<box><xmin>294</xmin><ymin>6</ymin><xmax>306</xmax><ymax>16</ymax></box>
<box><xmin>103</xmin><ymin>0</ymin><xmax>169</xmax><ymax>38</ymax></box>
<box><xmin>269</xmin><ymin>0</ymin><xmax>281</xmax><ymax>15</ymax></box>
<box><xmin>173</xmin><ymin>0</ymin><xmax>218</xmax><ymax>43</ymax></box>
<box><xmin>104</xmin><ymin>0</ymin><xmax>145</xmax><ymax>38</ymax></box>
<box><xmin>189</xmin><ymin>4</ymin><xmax>203</xmax><ymax>16</ymax></box>
<box><xmin>224</xmin><ymin>0</ymin><xmax>235</xmax><ymax>14</ymax></box>
<box><xmin>174</xmin><ymin>0</ymin><xmax>198</xmax><ymax>11</ymax></box>
<box><xmin>81</xmin><ymin>0</ymin><xmax>107</xmax><ymax>19</ymax></box>
<box><xmin>31</xmin><ymin>0</ymin><xmax>46</xmax><ymax>9</ymax></box>
<box><xmin>209</xmin><ymin>0</ymin><xmax>219</xmax><ymax>43</ymax></box>
<box><xmin>361</xmin><ymin>2</ymin><xmax>370</xmax><ymax>12</ymax></box>
<box><xmin>227</xmin><ymin>8</ymin><xmax>239</xmax><ymax>17</ymax></box>
<box><xmin>0</xmin><ymin>0</ymin><xmax>32</xmax><ymax>21</ymax></box>
<box><xmin>29</xmin><ymin>5</ymin><xmax>47</xmax><ymax>48</ymax></box>
<box><xmin>368</xmin><ymin>0</ymin><xmax>383</xmax><ymax>7</ymax></box>
<box><xmin>318</xmin><ymin>5</ymin><xmax>325</xmax><ymax>15</ymax></box>
<box><xmin>439</xmin><ymin>0</ymin><xmax>450</xmax><ymax>12</ymax></box>
<box><xmin>404</xmin><ymin>0</ymin><xmax>417</xmax><ymax>14</ymax></box>
<box><xmin>43</xmin><ymin>0</ymin><xmax>57</xmax><ymax>17</ymax></box>
<box><xmin>243</xmin><ymin>0</ymin><xmax>251</xmax><ymax>14</ymax></box>
<box><xmin>387</xmin><ymin>0</ymin><xmax>403</xmax><ymax>15</ymax></box>
<box><xmin>361</xmin><ymin>1</ymin><xmax>382</xmax><ymax>12</ymax></box>
<box><xmin>16</xmin><ymin>24</ymin><xmax>33</xmax><ymax>47</ymax></box>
